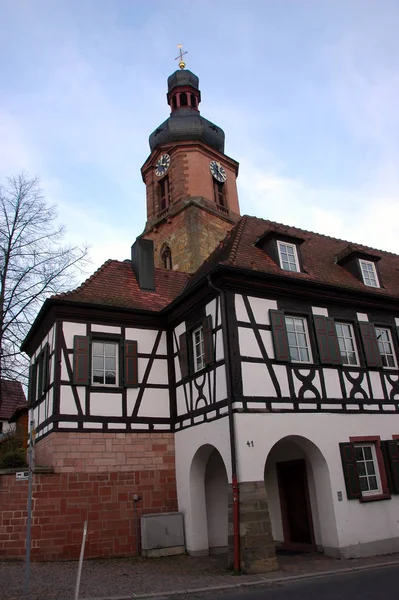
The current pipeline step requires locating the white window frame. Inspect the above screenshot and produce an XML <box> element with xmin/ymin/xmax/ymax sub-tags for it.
<box><xmin>192</xmin><ymin>326</ymin><xmax>205</xmax><ymax>372</ymax></box>
<box><xmin>284</xmin><ymin>315</ymin><xmax>313</xmax><ymax>363</ymax></box>
<box><xmin>335</xmin><ymin>322</ymin><xmax>359</xmax><ymax>366</ymax></box>
<box><xmin>354</xmin><ymin>443</ymin><xmax>382</xmax><ymax>497</ymax></box>
<box><xmin>359</xmin><ymin>259</ymin><xmax>379</xmax><ymax>288</ymax></box>
<box><xmin>277</xmin><ymin>241</ymin><xmax>300</xmax><ymax>273</ymax></box>
<box><xmin>92</xmin><ymin>340</ymin><xmax>119</xmax><ymax>386</ymax></box>
<box><xmin>375</xmin><ymin>326</ymin><xmax>397</xmax><ymax>369</ymax></box>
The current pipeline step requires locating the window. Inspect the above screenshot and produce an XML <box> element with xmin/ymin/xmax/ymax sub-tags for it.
<box><xmin>375</xmin><ymin>327</ymin><xmax>397</xmax><ymax>368</ymax></box>
<box><xmin>277</xmin><ymin>241</ymin><xmax>300</xmax><ymax>272</ymax></box>
<box><xmin>192</xmin><ymin>326</ymin><xmax>205</xmax><ymax>372</ymax></box>
<box><xmin>354</xmin><ymin>443</ymin><xmax>381</xmax><ymax>496</ymax></box>
<box><xmin>161</xmin><ymin>246</ymin><xmax>172</xmax><ymax>270</ymax></box>
<box><xmin>285</xmin><ymin>316</ymin><xmax>312</xmax><ymax>363</ymax></box>
<box><xmin>180</xmin><ymin>92</ymin><xmax>188</xmax><ymax>107</ymax></box>
<box><xmin>359</xmin><ymin>260</ymin><xmax>379</xmax><ymax>287</ymax></box>
<box><xmin>159</xmin><ymin>176</ymin><xmax>170</xmax><ymax>211</ymax></box>
<box><xmin>92</xmin><ymin>341</ymin><xmax>118</xmax><ymax>385</ymax></box>
<box><xmin>190</xmin><ymin>93</ymin><xmax>197</xmax><ymax>108</ymax></box>
<box><xmin>214</xmin><ymin>180</ymin><xmax>225</xmax><ymax>206</ymax></box>
<box><xmin>335</xmin><ymin>322</ymin><xmax>359</xmax><ymax>365</ymax></box>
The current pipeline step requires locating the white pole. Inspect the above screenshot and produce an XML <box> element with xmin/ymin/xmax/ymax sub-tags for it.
<box><xmin>74</xmin><ymin>521</ymin><xmax>88</xmax><ymax>600</ymax></box>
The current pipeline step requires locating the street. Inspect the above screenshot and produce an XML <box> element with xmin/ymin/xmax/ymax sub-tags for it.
<box><xmin>205</xmin><ymin>564</ymin><xmax>399</xmax><ymax>600</ymax></box>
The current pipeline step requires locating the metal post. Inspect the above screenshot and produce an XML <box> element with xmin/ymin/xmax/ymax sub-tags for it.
<box><xmin>133</xmin><ymin>495</ymin><xmax>142</xmax><ymax>557</ymax></box>
<box><xmin>74</xmin><ymin>521</ymin><xmax>88</xmax><ymax>600</ymax></box>
<box><xmin>24</xmin><ymin>419</ymin><xmax>35</xmax><ymax>599</ymax></box>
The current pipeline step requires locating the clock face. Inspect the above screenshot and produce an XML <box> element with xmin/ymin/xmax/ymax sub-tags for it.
<box><xmin>210</xmin><ymin>160</ymin><xmax>227</xmax><ymax>183</ymax></box>
<box><xmin>155</xmin><ymin>154</ymin><xmax>171</xmax><ymax>177</ymax></box>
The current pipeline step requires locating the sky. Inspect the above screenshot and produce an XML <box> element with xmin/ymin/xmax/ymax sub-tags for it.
<box><xmin>1</xmin><ymin>0</ymin><xmax>399</xmax><ymax>282</ymax></box>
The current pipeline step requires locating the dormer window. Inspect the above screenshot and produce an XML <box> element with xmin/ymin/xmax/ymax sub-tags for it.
<box><xmin>277</xmin><ymin>241</ymin><xmax>300</xmax><ymax>272</ymax></box>
<box><xmin>359</xmin><ymin>259</ymin><xmax>379</xmax><ymax>288</ymax></box>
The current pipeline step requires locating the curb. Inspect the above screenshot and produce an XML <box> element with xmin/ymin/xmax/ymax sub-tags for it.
<box><xmin>82</xmin><ymin>557</ymin><xmax>399</xmax><ymax>600</ymax></box>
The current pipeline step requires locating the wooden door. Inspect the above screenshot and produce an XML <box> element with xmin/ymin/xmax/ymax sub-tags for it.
<box><xmin>277</xmin><ymin>458</ymin><xmax>316</xmax><ymax>550</ymax></box>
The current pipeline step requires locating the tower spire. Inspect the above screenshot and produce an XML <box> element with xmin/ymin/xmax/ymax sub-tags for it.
<box><xmin>175</xmin><ymin>44</ymin><xmax>187</xmax><ymax>70</ymax></box>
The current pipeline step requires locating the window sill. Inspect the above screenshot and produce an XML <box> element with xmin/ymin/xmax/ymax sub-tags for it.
<box><xmin>90</xmin><ymin>385</ymin><xmax>123</xmax><ymax>392</ymax></box>
<box><xmin>360</xmin><ymin>492</ymin><xmax>391</xmax><ymax>503</ymax></box>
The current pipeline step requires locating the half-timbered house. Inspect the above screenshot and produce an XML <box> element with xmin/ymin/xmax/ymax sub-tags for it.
<box><xmin>13</xmin><ymin>63</ymin><xmax>399</xmax><ymax>572</ymax></box>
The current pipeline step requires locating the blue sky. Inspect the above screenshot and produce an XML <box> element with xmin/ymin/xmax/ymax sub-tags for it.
<box><xmin>1</xmin><ymin>0</ymin><xmax>399</xmax><ymax>277</ymax></box>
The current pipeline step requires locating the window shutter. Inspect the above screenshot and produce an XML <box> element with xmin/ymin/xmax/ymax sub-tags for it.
<box><xmin>270</xmin><ymin>310</ymin><xmax>289</xmax><ymax>361</ymax></box>
<box><xmin>42</xmin><ymin>344</ymin><xmax>50</xmax><ymax>393</ymax></box>
<box><xmin>179</xmin><ymin>332</ymin><xmax>189</xmax><ymax>378</ymax></box>
<box><xmin>381</xmin><ymin>440</ymin><xmax>399</xmax><ymax>494</ymax></box>
<box><xmin>37</xmin><ymin>353</ymin><xmax>44</xmax><ymax>397</ymax></box>
<box><xmin>313</xmin><ymin>316</ymin><xmax>341</xmax><ymax>365</ymax></box>
<box><xmin>73</xmin><ymin>336</ymin><xmax>90</xmax><ymax>385</ymax></box>
<box><xmin>203</xmin><ymin>315</ymin><xmax>214</xmax><ymax>366</ymax></box>
<box><xmin>124</xmin><ymin>341</ymin><xmax>138</xmax><ymax>387</ymax></box>
<box><xmin>28</xmin><ymin>363</ymin><xmax>37</xmax><ymax>406</ymax></box>
<box><xmin>339</xmin><ymin>442</ymin><xmax>361</xmax><ymax>500</ymax></box>
<box><xmin>359</xmin><ymin>322</ymin><xmax>382</xmax><ymax>367</ymax></box>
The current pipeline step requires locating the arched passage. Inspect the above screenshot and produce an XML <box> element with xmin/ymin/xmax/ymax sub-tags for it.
<box><xmin>264</xmin><ymin>435</ymin><xmax>339</xmax><ymax>555</ymax></box>
<box><xmin>188</xmin><ymin>444</ymin><xmax>228</xmax><ymax>556</ymax></box>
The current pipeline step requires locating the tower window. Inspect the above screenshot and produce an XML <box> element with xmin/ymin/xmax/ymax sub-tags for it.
<box><xmin>172</xmin><ymin>95</ymin><xmax>177</xmax><ymax>110</ymax></box>
<box><xmin>161</xmin><ymin>246</ymin><xmax>172</xmax><ymax>270</ymax></box>
<box><xmin>214</xmin><ymin>180</ymin><xmax>225</xmax><ymax>207</ymax></box>
<box><xmin>180</xmin><ymin>92</ymin><xmax>188</xmax><ymax>107</ymax></box>
<box><xmin>159</xmin><ymin>176</ymin><xmax>171</xmax><ymax>211</ymax></box>
<box><xmin>190</xmin><ymin>94</ymin><xmax>197</xmax><ymax>108</ymax></box>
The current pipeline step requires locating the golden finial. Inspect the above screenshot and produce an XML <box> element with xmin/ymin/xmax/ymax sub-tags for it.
<box><xmin>175</xmin><ymin>44</ymin><xmax>187</xmax><ymax>70</ymax></box>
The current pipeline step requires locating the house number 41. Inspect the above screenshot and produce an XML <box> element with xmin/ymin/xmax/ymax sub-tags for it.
<box><xmin>247</xmin><ymin>441</ymin><xmax>254</xmax><ymax>447</ymax></box>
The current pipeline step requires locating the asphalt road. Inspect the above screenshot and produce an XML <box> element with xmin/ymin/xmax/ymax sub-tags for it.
<box><xmin>203</xmin><ymin>564</ymin><xmax>399</xmax><ymax>600</ymax></box>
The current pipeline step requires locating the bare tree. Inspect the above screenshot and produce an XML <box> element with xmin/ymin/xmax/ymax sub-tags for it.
<box><xmin>0</xmin><ymin>173</ymin><xmax>88</xmax><ymax>403</ymax></box>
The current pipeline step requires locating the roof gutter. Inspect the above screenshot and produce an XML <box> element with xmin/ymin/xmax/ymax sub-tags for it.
<box><xmin>207</xmin><ymin>274</ymin><xmax>240</xmax><ymax>574</ymax></box>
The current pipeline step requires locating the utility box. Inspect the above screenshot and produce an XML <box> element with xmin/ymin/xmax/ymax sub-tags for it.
<box><xmin>141</xmin><ymin>512</ymin><xmax>185</xmax><ymax>557</ymax></box>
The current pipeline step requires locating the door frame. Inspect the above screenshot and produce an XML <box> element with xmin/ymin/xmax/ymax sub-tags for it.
<box><xmin>276</xmin><ymin>458</ymin><xmax>316</xmax><ymax>552</ymax></box>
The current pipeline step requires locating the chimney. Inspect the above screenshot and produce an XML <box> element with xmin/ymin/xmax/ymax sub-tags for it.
<box><xmin>131</xmin><ymin>238</ymin><xmax>155</xmax><ymax>291</ymax></box>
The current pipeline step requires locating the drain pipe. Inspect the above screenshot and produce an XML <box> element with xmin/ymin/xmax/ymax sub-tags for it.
<box><xmin>207</xmin><ymin>275</ymin><xmax>240</xmax><ymax>573</ymax></box>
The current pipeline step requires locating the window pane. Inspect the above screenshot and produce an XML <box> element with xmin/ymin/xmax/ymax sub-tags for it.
<box><xmin>359</xmin><ymin>477</ymin><xmax>368</xmax><ymax>492</ymax></box>
<box><xmin>299</xmin><ymin>347</ymin><xmax>310</xmax><ymax>362</ymax></box>
<box><xmin>363</xmin><ymin>446</ymin><xmax>372</xmax><ymax>460</ymax></box>
<box><xmin>355</xmin><ymin>447</ymin><xmax>364</xmax><ymax>461</ymax></box>
<box><xmin>105</xmin><ymin>357</ymin><xmax>116</xmax><ymax>370</ymax></box>
<box><xmin>93</xmin><ymin>356</ymin><xmax>103</xmax><ymax>370</ymax></box>
<box><xmin>288</xmin><ymin>332</ymin><xmax>297</xmax><ymax>346</ymax></box>
<box><xmin>289</xmin><ymin>347</ymin><xmax>300</xmax><ymax>362</ymax></box>
<box><xmin>348</xmin><ymin>353</ymin><xmax>357</xmax><ymax>365</ymax></box>
<box><xmin>296</xmin><ymin>319</ymin><xmax>305</xmax><ymax>332</ymax></box>
<box><xmin>368</xmin><ymin>476</ymin><xmax>378</xmax><ymax>490</ymax></box>
<box><xmin>105</xmin><ymin>371</ymin><xmax>116</xmax><ymax>385</ymax></box>
<box><xmin>104</xmin><ymin>343</ymin><xmax>116</xmax><ymax>357</ymax></box>
<box><xmin>285</xmin><ymin>317</ymin><xmax>294</xmax><ymax>330</ymax></box>
<box><xmin>93</xmin><ymin>342</ymin><xmax>103</xmax><ymax>356</ymax></box>
<box><xmin>93</xmin><ymin>371</ymin><xmax>104</xmax><ymax>384</ymax></box>
<box><xmin>366</xmin><ymin>461</ymin><xmax>375</xmax><ymax>475</ymax></box>
<box><xmin>357</xmin><ymin>462</ymin><xmax>366</xmax><ymax>476</ymax></box>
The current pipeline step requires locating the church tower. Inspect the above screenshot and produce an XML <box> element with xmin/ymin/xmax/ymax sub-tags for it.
<box><xmin>140</xmin><ymin>55</ymin><xmax>240</xmax><ymax>274</ymax></box>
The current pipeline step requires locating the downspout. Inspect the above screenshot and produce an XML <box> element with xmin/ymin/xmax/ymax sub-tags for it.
<box><xmin>207</xmin><ymin>275</ymin><xmax>240</xmax><ymax>573</ymax></box>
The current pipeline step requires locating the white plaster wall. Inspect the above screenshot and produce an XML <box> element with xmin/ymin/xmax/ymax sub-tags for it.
<box><xmin>90</xmin><ymin>392</ymin><xmax>123</xmax><ymax>417</ymax></box>
<box><xmin>175</xmin><ymin>418</ymin><xmax>231</xmax><ymax>553</ymax></box>
<box><xmin>242</xmin><ymin>362</ymin><xmax>289</xmax><ymax>397</ymax></box>
<box><xmin>63</xmin><ymin>322</ymin><xmax>87</xmax><ymax>349</ymax></box>
<box><xmin>91</xmin><ymin>324</ymin><xmax>121</xmax><ymax>334</ymax></box>
<box><xmin>235</xmin><ymin>412</ymin><xmax>399</xmax><ymax>553</ymax></box>
<box><xmin>137</xmin><ymin>388</ymin><xmax>170</xmax><ymax>418</ymax></box>
<box><xmin>59</xmin><ymin>386</ymin><xmax>78</xmax><ymax>415</ymax></box>
<box><xmin>125</xmin><ymin>328</ymin><xmax>167</xmax><ymax>354</ymax></box>
<box><xmin>234</xmin><ymin>294</ymin><xmax>278</xmax><ymax>324</ymax></box>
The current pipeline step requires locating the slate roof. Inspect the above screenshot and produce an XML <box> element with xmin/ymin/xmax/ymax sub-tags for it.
<box><xmin>187</xmin><ymin>215</ymin><xmax>399</xmax><ymax>297</ymax></box>
<box><xmin>0</xmin><ymin>380</ymin><xmax>26</xmax><ymax>421</ymax></box>
<box><xmin>52</xmin><ymin>260</ymin><xmax>190</xmax><ymax>311</ymax></box>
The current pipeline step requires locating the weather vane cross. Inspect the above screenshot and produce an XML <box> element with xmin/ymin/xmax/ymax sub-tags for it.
<box><xmin>175</xmin><ymin>44</ymin><xmax>187</xmax><ymax>70</ymax></box>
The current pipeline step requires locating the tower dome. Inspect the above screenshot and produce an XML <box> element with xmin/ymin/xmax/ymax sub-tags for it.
<box><xmin>149</xmin><ymin>69</ymin><xmax>225</xmax><ymax>153</ymax></box>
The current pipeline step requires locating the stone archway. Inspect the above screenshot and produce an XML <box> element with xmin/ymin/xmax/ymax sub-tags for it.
<box><xmin>188</xmin><ymin>444</ymin><xmax>228</xmax><ymax>556</ymax></box>
<box><xmin>264</xmin><ymin>435</ymin><xmax>339</xmax><ymax>556</ymax></box>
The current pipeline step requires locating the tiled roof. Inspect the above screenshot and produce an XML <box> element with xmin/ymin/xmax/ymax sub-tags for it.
<box><xmin>0</xmin><ymin>380</ymin><xmax>26</xmax><ymax>421</ymax></box>
<box><xmin>187</xmin><ymin>215</ymin><xmax>399</xmax><ymax>297</ymax></box>
<box><xmin>52</xmin><ymin>260</ymin><xmax>190</xmax><ymax>311</ymax></box>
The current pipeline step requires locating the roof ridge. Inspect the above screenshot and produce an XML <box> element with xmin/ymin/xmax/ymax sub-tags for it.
<box><xmin>52</xmin><ymin>259</ymin><xmax>116</xmax><ymax>299</ymax></box>
<box><xmin>227</xmin><ymin>215</ymin><xmax>248</xmax><ymax>265</ymax></box>
<box><xmin>247</xmin><ymin>215</ymin><xmax>399</xmax><ymax>258</ymax></box>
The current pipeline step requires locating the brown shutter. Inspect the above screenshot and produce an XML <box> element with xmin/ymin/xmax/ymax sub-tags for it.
<box><xmin>359</xmin><ymin>322</ymin><xmax>382</xmax><ymax>367</ymax></box>
<box><xmin>270</xmin><ymin>310</ymin><xmax>289</xmax><ymax>362</ymax></box>
<box><xmin>381</xmin><ymin>440</ymin><xmax>399</xmax><ymax>494</ymax></box>
<box><xmin>339</xmin><ymin>442</ymin><xmax>361</xmax><ymax>499</ymax></box>
<box><xmin>313</xmin><ymin>316</ymin><xmax>341</xmax><ymax>365</ymax></box>
<box><xmin>73</xmin><ymin>336</ymin><xmax>90</xmax><ymax>385</ymax></box>
<box><xmin>28</xmin><ymin>363</ymin><xmax>37</xmax><ymax>406</ymax></box>
<box><xmin>179</xmin><ymin>332</ymin><xmax>189</xmax><ymax>378</ymax></box>
<box><xmin>124</xmin><ymin>341</ymin><xmax>138</xmax><ymax>387</ymax></box>
<box><xmin>203</xmin><ymin>315</ymin><xmax>214</xmax><ymax>366</ymax></box>
<box><xmin>37</xmin><ymin>352</ymin><xmax>44</xmax><ymax>397</ymax></box>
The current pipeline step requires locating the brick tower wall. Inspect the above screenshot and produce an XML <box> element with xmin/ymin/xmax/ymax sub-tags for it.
<box><xmin>0</xmin><ymin>432</ymin><xmax>177</xmax><ymax>560</ymax></box>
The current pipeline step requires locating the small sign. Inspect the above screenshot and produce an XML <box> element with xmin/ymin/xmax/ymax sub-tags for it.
<box><xmin>16</xmin><ymin>471</ymin><xmax>29</xmax><ymax>481</ymax></box>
